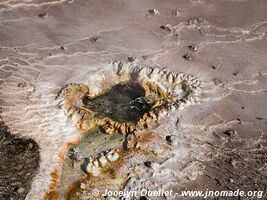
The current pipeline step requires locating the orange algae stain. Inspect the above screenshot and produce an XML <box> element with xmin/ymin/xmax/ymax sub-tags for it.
<box><xmin>59</xmin><ymin>136</ymin><xmax>81</xmax><ymax>160</ymax></box>
<box><xmin>43</xmin><ymin>169</ymin><xmax>59</xmax><ymax>200</ymax></box>
<box><xmin>126</xmin><ymin>131</ymin><xmax>157</xmax><ymax>150</ymax></box>
<box><xmin>65</xmin><ymin>180</ymin><xmax>82</xmax><ymax>200</ymax></box>
<box><xmin>139</xmin><ymin>131</ymin><xmax>157</xmax><ymax>144</ymax></box>
<box><xmin>44</xmin><ymin>136</ymin><xmax>81</xmax><ymax>200</ymax></box>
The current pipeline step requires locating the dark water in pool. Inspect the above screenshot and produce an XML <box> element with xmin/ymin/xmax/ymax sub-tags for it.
<box><xmin>83</xmin><ymin>82</ymin><xmax>152</xmax><ymax>123</ymax></box>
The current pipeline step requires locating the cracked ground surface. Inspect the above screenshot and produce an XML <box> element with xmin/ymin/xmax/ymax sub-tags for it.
<box><xmin>0</xmin><ymin>0</ymin><xmax>267</xmax><ymax>199</ymax></box>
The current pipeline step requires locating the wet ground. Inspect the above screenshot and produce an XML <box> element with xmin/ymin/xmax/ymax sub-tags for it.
<box><xmin>83</xmin><ymin>82</ymin><xmax>150</xmax><ymax>124</ymax></box>
<box><xmin>0</xmin><ymin>121</ymin><xmax>40</xmax><ymax>200</ymax></box>
<box><xmin>60</xmin><ymin>128</ymin><xmax>125</xmax><ymax>200</ymax></box>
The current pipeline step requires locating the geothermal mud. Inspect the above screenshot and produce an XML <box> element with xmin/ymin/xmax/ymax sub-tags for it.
<box><xmin>54</xmin><ymin>62</ymin><xmax>201</xmax><ymax>198</ymax></box>
<box><xmin>57</xmin><ymin>63</ymin><xmax>201</xmax><ymax>135</ymax></box>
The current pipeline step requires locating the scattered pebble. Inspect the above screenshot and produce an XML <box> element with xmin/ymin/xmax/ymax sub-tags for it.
<box><xmin>188</xmin><ymin>17</ymin><xmax>205</xmax><ymax>25</ymax></box>
<box><xmin>68</xmin><ymin>147</ymin><xmax>83</xmax><ymax>161</ymax></box>
<box><xmin>160</xmin><ymin>24</ymin><xmax>172</xmax><ymax>32</ymax></box>
<box><xmin>166</xmin><ymin>135</ymin><xmax>175</xmax><ymax>144</ymax></box>
<box><xmin>144</xmin><ymin>161</ymin><xmax>152</xmax><ymax>167</ymax></box>
<box><xmin>223</xmin><ymin>130</ymin><xmax>237</xmax><ymax>137</ymax></box>
<box><xmin>18</xmin><ymin>82</ymin><xmax>27</xmax><ymax>88</ymax></box>
<box><xmin>241</xmin><ymin>106</ymin><xmax>245</xmax><ymax>109</ymax></box>
<box><xmin>171</xmin><ymin>10</ymin><xmax>180</xmax><ymax>16</ymax></box>
<box><xmin>233</xmin><ymin>72</ymin><xmax>238</xmax><ymax>76</ymax></box>
<box><xmin>128</xmin><ymin>56</ymin><xmax>135</xmax><ymax>62</ymax></box>
<box><xmin>188</xmin><ymin>44</ymin><xmax>198</xmax><ymax>52</ymax></box>
<box><xmin>60</xmin><ymin>46</ymin><xmax>65</xmax><ymax>50</ymax></box>
<box><xmin>183</xmin><ymin>53</ymin><xmax>192</xmax><ymax>61</ymax></box>
<box><xmin>175</xmin><ymin>118</ymin><xmax>180</xmax><ymax>127</ymax></box>
<box><xmin>211</xmin><ymin>65</ymin><xmax>216</xmax><ymax>69</ymax></box>
<box><xmin>90</xmin><ymin>36</ymin><xmax>98</xmax><ymax>42</ymax></box>
<box><xmin>38</xmin><ymin>12</ymin><xmax>47</xmax><ymax>19</ymax></box>
<box><xmin>229</xmin><ymin>178</ymin><xmax>234</xmax><ymax>183</ymax></box>
<box><xmin>148</xmin><ymin>9</ymin><xmax>159</xmax><ymax>15</ymax></box>
<box><xmin>256</xmin><ymin>117</ymin><xmax>263</xmax><ymax>120</ymax></box>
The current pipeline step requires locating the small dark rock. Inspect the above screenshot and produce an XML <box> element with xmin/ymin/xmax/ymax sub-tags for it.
<box><xmin>171</xmin><ymin>10</ymin><xmax>180</xmax><ymax>16</ymax></box>
<box><xmin>68</xmin><ymin>147</ymin><xmax>82</xmax><ymax>161</ymax></box>
<box><xmin>188</xmin><ymin>44</ymin><xmax>198</xmax><ymax>52</ymax></box>
<box><xmin>241</xmin><ymin>106</ymin><xmax>245</xmax><ymax>109</ymax></box>
<box><xmin>38</xmin><ymin>12</ymin><xmax>47</xmax><ymax>19</ymax></box>
<box><xmin>128</xmin><ymin>56</ymin><xmax>135</xmax><ymax>62</ymax></box>
<box><xmin>256</xmin><ymin>117</ymin><xmax>263</xmax><ymax>120</ymax></box>
<box><xmin>188</xmin><ymin>17</ymin><xmax>205</xmax><ymax>25</ymax></box>
<box><xmin>144</xmin><ymin>161</ymin><xmax>152</xmax><ymax>167</ymax></box>
<box><xmin>183</xmin><ymin>53</ymin><xmax>192</xmax><ymax>61</ymax></box>
<box><xmin>166</xmin><ymin>135</ymin><xmax>175</xmax><ymax>143</ymax></box>
<box><xmin>90</xmin><ymin>36</ymin><xmax>98</xmax><ymax>42</ymax></box>
<box><xmin>175</xmin><ymin>118</ymin><xmax>180</xmax><ymax>127</ymax></box>
<box><xmin>211</xmin><ymin>65</ymin><xmax>216</xmax><ymax>69</ymax></box>
<box><xmin>223</xmin><ymin>130</ymin><xmax>237</xmax><ymax>137</ymax></box>
<box><xmin>60</xmin><ymin>46</ymin><xmax>65</xmax><ymax>50</ymax></box>
<box><xmin>148</xmin><ymin>9</ymin><xmax>159</xmax><ymax>15</ymax></box>
<box><xmin>18</xmin><ymin>82</ymin><xmax>27</xmax><ymax>88</ymax></box>
<box><xmin>233</xmin><ymin>72</ymin><xmax>238</xmax><ymax>76</ymax></box>
<box><xmin>160</xmin><ymin>25</ymin><xmax>172</xmax><ymax>32</ymax></box>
